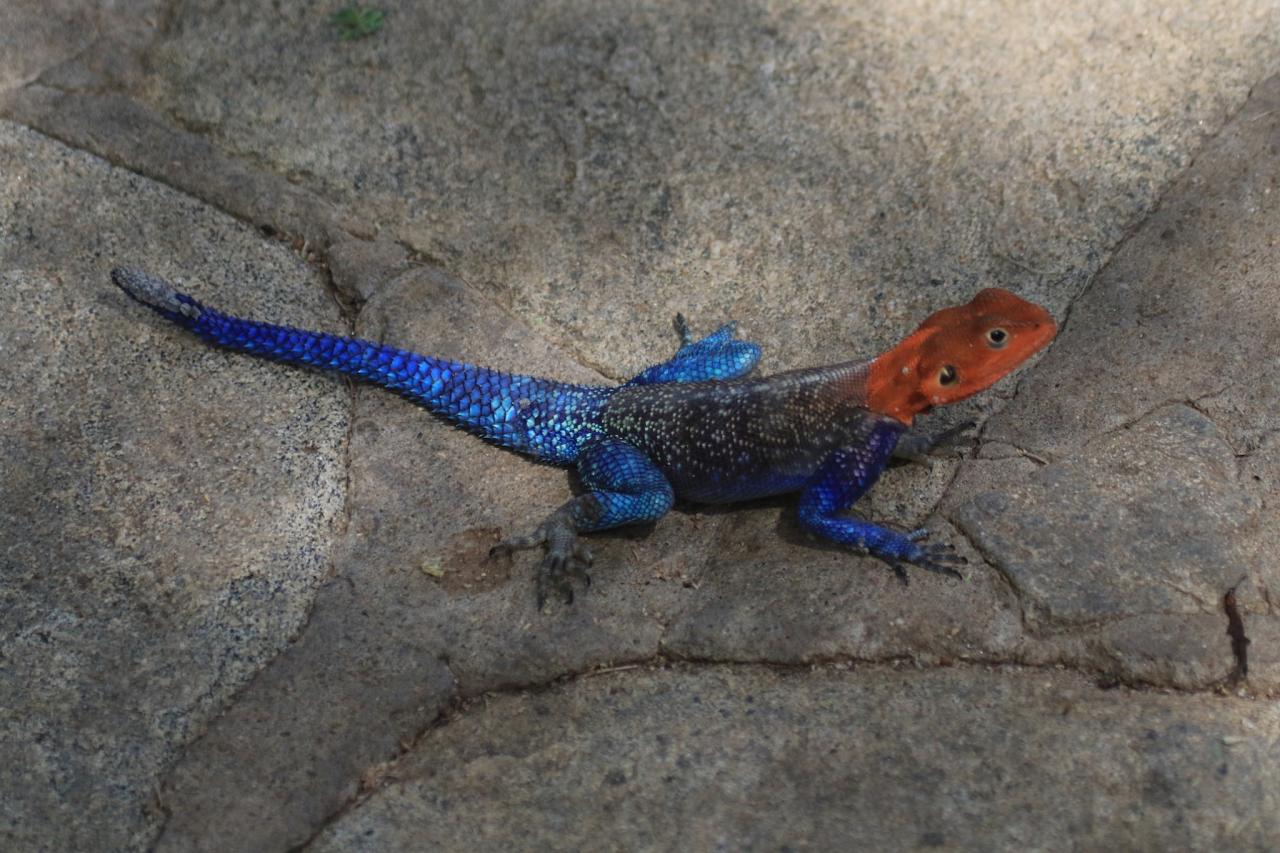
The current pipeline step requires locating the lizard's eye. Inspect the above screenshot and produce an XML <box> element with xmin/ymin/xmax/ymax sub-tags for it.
<box><xmin>986</xmin><ymin>327</ymin><xmax>1008</xmax><ymax>348</ymax></box>
<box><xmin>938</xmin><ymin>365</ymin><xmax>958</xmax><ymax>386</ymax></box>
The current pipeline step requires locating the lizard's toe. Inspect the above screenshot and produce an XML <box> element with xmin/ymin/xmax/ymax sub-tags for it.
<box><xmin>490</xmin><ymin>527</ymin><xmax>547</xmax><ymax>557</ymax></box>
<box><xmin>535</xmin><ymin>546</ymin><xmax>592</xmax><ymax>609</ymax></box>
<box><xmin>535</xmin><ymin>554</ymin><xmax>566</xmax><ymax>609</ymax></box>
<box><xmin>889</xmin><ymin>531</ymin><xmax>967</xmax><ymax>582</ymax></box>
<box><xmin>916</xmin><ymin>543</ymin><xmax>967</xmax><ymax>580</ymax></box>
<box><xmin>929</xmin><ymin>420</ymin><xmax>979</xmax><ymax>455</ymax></box>
<box><xmin>566</xmin><ymin>558</ymin><xmax>592</xmax><ymax>589</ymax></box>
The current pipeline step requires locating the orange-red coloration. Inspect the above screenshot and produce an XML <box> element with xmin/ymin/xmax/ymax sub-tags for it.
<box><xmin>865</xmin><ymin>288</ymin><xmax>1057</xmax><ymax>425</ymax></box>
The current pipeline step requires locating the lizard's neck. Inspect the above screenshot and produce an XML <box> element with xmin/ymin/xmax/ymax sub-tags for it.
<box><xmin>864</xmin><ymin>329</ymin><xmax>932</xmax><ymax>426</ymax></box>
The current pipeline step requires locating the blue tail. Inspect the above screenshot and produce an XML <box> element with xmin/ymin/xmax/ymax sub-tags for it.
<box><xmin>112</xmin><ymin>268</ymin><xmax>609</xmax><ymax>463</ymax></box>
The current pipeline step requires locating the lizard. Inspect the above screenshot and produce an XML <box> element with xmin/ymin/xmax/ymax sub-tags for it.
<box><xmin>111</xmin><ymin>267</ymin><xmax>1056</xmax><ymax>606</ymax></box>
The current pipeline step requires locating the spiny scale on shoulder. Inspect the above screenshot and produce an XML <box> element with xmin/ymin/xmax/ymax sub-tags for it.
<box><xmin>112</xmin><ymin>268</ymin><xmax>1056</xmax><ymax>607</ymax></box>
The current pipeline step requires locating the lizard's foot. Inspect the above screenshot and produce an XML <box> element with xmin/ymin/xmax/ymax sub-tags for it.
<box><xmin>884</xmin><ymin>528</ymin><xmax>967</xmax><ymax>585</ymax></box>
<box><xmin>893</xmin><ymin>420</ymin><xmax>978</xmax><ymax>465</ymax></box>
<box><xmin>626</xmin><ymin>315</ymin><xmax>760</xmax><ymax>385</ymax></box>
<box><xmin>927</xmin><ymin>419</ymin><xmax>979</xmax><ymax>455</ymax></box>
<box><xmin>491</xmin><ymin>508</ymin><xmax>593</xmax><ymax>608</ymax></box>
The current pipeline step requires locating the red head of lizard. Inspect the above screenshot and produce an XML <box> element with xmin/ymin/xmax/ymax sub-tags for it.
<box><xmin>865</xmin><ymin>288</ymin><xmax>1057</xmax><ymax>425</ymax></box>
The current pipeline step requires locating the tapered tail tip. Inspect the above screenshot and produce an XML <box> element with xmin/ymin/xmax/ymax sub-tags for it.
<box><xmin>111</xmin><ymin>267</ymin><xmax>203</xmax><ymax>319</ymax></box>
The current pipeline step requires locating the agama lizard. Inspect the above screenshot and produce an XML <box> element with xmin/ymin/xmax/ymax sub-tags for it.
<box><xmin>112</xmin><ymin>268</ymin><xmax>1056</xmax><ymax>605</ymax></box>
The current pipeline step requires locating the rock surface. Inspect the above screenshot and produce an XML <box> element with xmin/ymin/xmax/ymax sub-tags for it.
<box><xmin>0</xmin><ymin>122</ymin><xmax>348</xmax><ymax>852</ymax></box>
<box><xmin>948</xmin><ymin>76</ymin><xmax>1280</xmax><ymax>692</ymax></box>
<box><xmin>0</xmin><ymin>1</ymin><xmax>1277</xmax><ymax>850</ymax></box>
<box><xmin>311</xmin><ymin>664</ymin><xmax>1280</xmax><ymax>852</ymax></box>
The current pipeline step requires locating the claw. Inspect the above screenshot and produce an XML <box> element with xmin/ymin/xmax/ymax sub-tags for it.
<box><xmin>535</xmin><ymin>555</ymin><xmax>569</xmax><ymax>608</ymax></box>
<box><xmin>936</xmin><ymin>419</ymin><xmax>978</xmax><ymax>445</ymax></box>
<box><xmin>923</xmin><ymin>420</ymin><xmax>978</xmax><ymax>455</ymax></box>
<box><xmin>915</xmin><ymin>542</ymin><xmax>967</xmax><ymax>580</ymax></box>
<box><xmin>537</xmin><ymin>554</ymin><xmax>585</xmax><ymax>608</ymax></box>
<box><xmin>567</xmin><ymin>558</ymin><xmax>592</xmax><ymax>588</ymax></box>
<box><xmin>885</xmin><ymin>529</ymin><xmax>968</xmax><ymax>582</ymax></box>
<box><xmin>895</xmin><ymin>420</ymin><xmax>979</xmax><ymax>464</ymax></box>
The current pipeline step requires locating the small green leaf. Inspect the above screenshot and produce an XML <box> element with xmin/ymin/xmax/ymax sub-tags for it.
<box><xmin>330</xmin><ymin>5</ymin><xmax>386</xmax><ymax>40</ymax></box>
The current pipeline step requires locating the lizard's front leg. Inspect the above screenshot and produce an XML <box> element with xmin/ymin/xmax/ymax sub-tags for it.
<box><xmin>797</xmin><ymin>433</ymin><xmax>966</xmax><ymax>584</ymax></box>
<box><xmin>492</xmin><ymin>438</ymin><xmax>674</xmax><ymax>607</ymax></box>
<box><xmin>892</xmin><ymin>419</ymin><xmax>977</xmax><ymax>465</ymax></box>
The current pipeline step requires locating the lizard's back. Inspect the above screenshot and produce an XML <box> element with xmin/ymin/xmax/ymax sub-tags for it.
<box><xmin>600</xmin><ymin>361</ymin><xmax>898</xmax><ymax>503</ymax></box>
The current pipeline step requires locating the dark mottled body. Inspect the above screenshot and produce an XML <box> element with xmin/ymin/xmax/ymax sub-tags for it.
<box><xmin>602</xmin><ymin>364</ymin><xmax>901</xmax><ymax>503</ymax></box>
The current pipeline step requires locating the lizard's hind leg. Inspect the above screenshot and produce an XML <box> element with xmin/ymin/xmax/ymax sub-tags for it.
<box><xmin>492</xmin><ymin>438</ymin><xmax>673</xmax><ymax>607</ymax></box>
<box><xmin>625</xmin><ymin>314</ymin><xmax>761</xmax><ymax>385</ymax></box>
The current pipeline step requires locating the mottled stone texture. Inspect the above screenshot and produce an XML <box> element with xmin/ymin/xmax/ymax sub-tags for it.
<box><xmin>1</xmin><ymin>0</ymin><xmax>1278</xmax><ymax>850</ymax></box>
<box><xmin>311</xmin><ymin>665</ymin><xmax>1280</xmax><ymax>851</ymax></box>
<box><xmin>948</xmin><ymin>75</ymin><xmax>1280</xmax><ymax>691</ymax></box>
<box><xmin>137</xmin><ymin>0</ymin><xmax>1278</xmax><ymax>374</ymax></box>
<box><xmin>0</xmin><ymin>122</ymin><xmax>348</xmax><ymax>851</ymax></box>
